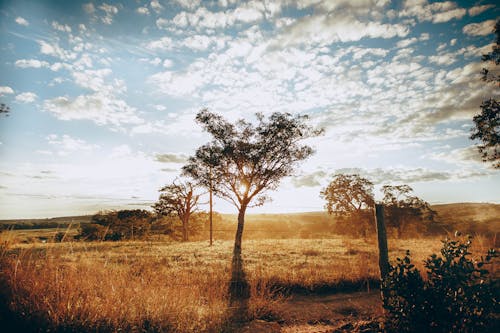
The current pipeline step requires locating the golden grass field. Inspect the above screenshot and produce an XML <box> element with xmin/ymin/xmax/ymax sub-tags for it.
<box><xmin>1</xmin><ymin>231</ymin><xmax>497</xmax><ymax>332</ymax></box>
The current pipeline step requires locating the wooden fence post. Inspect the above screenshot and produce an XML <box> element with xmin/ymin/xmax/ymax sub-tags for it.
<box><xmin>374</xmin><ymin>204</ymin><xmax>389</xmax><ymax>282</ymax></box>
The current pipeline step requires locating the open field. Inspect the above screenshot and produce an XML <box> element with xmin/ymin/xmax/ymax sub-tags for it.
<box><xmin>1</xmin><ymin>233</ymin><xmax>498</xmax><ymax>332</ymax></box>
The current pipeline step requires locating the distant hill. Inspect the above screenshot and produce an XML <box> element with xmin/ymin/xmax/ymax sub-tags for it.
<box><xmin>1</xmin><ymin>203</ymin><xmax>498</xmax><ymax>235</ymax></box>
<box><xmin>0</xmin><ymin>215</ymin><xmax>92</xmax><ymax>230</ymax></box>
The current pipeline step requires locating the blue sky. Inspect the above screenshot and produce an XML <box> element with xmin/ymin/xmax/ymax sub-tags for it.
<box><xmin>0</xmin><ymin>0</ymin><xmax>498</xmax><ymax>218</ymax></box>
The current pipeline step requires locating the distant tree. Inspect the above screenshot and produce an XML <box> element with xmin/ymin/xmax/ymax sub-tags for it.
<box><xmin>79</xmin><ymin>209</ymin><xmax>153</xmax><ymax>241</ymax></box>
<box><xmin>471</xmin><ymin>19</ymin><xmax>500</xmax><ymax>168</ymax></box>
<box><xmin>152</xmin><ymin>180</ymin><xmax>201</xmax><ymax>242</ymax></box>
<box><xmin>183</xmin><ymin>109</ymin><xmax>320</xmax><ymax>256</ymax></box>
<box><xmin>382</xmin><ymin>185</ymin><xmax>437</xmax><ymax>237</ymax></box>
<box><xmin>320</xmin><ymin>174</ymin><xmax>375</xmax><ymax>236</ymax></box>
<box><xmin>0</xmin><ymin>103</ymin><xmax>9</xmax><ymax>116</ymax></box>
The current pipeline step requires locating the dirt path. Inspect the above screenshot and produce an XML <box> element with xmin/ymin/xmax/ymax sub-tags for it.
<box><xmin>238</xmin><ymin>290</ymin><xmax>383</xmax><ymax>333</ymax></box>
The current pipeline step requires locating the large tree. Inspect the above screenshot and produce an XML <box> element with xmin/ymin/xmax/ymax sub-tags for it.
<box><xmin>471</xmin><ymin>19</ymin><xmax>499</xmax><ymax>168</ymax></box>
<box><xmin>183</xmin><ymin>109</ymin><xmax>320</xmax><ymax>256</ymax></box>
<box><xmin>152</xmin><ymin>180</ymin><xmax>200</xmax><ymax>242</ymax></box>
<box><xmin>320</xmin><ymin>173</ymin><xmax>375</xmax><ymax>236</ymax></box>
<box><xmin>382</xmin><ymin>185</ymin><xmax>437</xmax><ymax>237</ymax></box>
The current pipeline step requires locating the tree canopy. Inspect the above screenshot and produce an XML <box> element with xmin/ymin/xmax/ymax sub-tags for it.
<box><xmin>320</xmin><ymin>173</ymin><xmax>375</xmax><ymax>237</ymax></box>
<box><xmin>0</xmin><ymin>103</ymin><xmax>10</xmax><ymax>116</ymax></box>
<box><xmin>183</xmin><ymin>109</ymin><xmax>321</xmax><ymax>211</ymax></box>
<box><xmin>320</xmin><ymin>174</ymin><xmax>374</xmax><ymax>216</ymax></box>
<box><xmin>183</xmin><ymin>109</ymin><xmax>320</xmax><ymax>254</ymax></box>
<box><xmin>382</xmin><ymin>185</ymin><xmax>437</xmax><ymax>237</ymax></box>
<box><xmin>471</xmin><ymin>19</ymin><xmax>499</xmax><ymax>168</ymax></box>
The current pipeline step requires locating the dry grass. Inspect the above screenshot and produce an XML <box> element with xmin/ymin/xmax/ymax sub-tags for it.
<box><xmin>0</xmin><ymin>234</ymin><xmax>497</xmax><ymax>332</ymax></box>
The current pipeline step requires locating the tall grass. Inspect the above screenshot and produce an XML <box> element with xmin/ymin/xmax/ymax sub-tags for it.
<box><xmin>0</xmin><ymin>236</ymin><xmax>497</xmax><ymax>332</ymax></box>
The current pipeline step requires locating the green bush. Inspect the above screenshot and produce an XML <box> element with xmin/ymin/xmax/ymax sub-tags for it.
<box><xmin>382</xmin><ymin>234</ymin><xmax>498</xmax><ymax>332</ymax></box>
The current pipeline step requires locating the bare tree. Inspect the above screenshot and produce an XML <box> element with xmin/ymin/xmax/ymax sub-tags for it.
<box><xmin>152</xmin><ymin>180</ymin><xmax>200</xmax><ymax>241</ymax></box>
<box><xmin>183</xmin><ymin>109</ymin><xmax>321</xmax><ymax>255</ymax></box>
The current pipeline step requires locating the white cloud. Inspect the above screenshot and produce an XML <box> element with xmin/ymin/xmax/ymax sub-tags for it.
<box><xmin>400</xmin><ymin>0</ymin><xmax>466</xmax><ymax>23</ymax></box>
<box><xmin>150</xmin><ymin>0</ymin><xmax>163</xmax><ymax>13</ymax></box>
<box><xmin>15</xmin><ymin>16</ymin><xmax>29</xmax><ymax>26</ymax></box>
<box><xmin>43</xmin><ymin>93</ymin><xmax>144</xmax><ymax>128</ymax></box>
<box><xmin>432</xmin><ymin>8</ymin><xmax>466</xmax><ymax>23</ymax></box>
<box><xmin>38</xmin><ymin>40</ymin><xmax>77</xmax><ymax>61</ymax></box>
<box><xmin>428</xmin><ymin>146</ymin><xmax>485</xmax><ymax>165</ymax></box>
<box><xmin>46</xmin><ymin>134</ymin><xmax>98</xmax><ymax>155</ymax></box>
<box><xmin>468</xmin><ymin>5</ymin><xmax>494</xmax><ymax>17</ymax></box>
<box><xmin>396</xmin><ymin>37</ymin><xmax>418</xmax><ymax>48</ymax></box>
<box><xmin>172</xmin><ymin>0</ymin><xmax>201</xmax><ymax>10</ymax></box>
<box><xmin>428</xmin><ymin>53</ymin><xmax>457</xmax><ymax>65</ymax></box>
<box><xmin>98</xmin><ymin>3</ymin><xmax>119</xmax><ymax>25</ymax></box>
<box><xmin>163</xmin><ymin>59</ymin><xmax>173</xmax><ymax>68</ymax></box>
<box><xmin>51</xmin><ymin>21</ymin><xmax>72</xmax><ymax>33</ymax></box>
<box><xmin>15</xmin><ymin>59</ymin><xmax>49</xmax><ymax>68</ymax></box>
<box><xmin>274</xmin><ymin>14</ymin><xmax>409</xmax><ymax>47</ymax></box>
<box><xmin>0</xmin><ymin>86</ymin><xmax>14</xmax><ymax>95</ymax></box>
<box><xmin>15</xmin><ymin>92</ymin><xmax>37</xmax><ymax>103</ymax></box>
<box><xmin>137</xmin><ymin>6</ymin><xmax>149</xmax><ymax>15</ymax></box>
<box><xmin>146</xmin><ymin>37</ymin><xmax>173</xmax><ymax>51</ymax></box>
<box><xmin>170</xmin><ymin>4</ymin><xmax>265</xmax><ymax>30</ymax></box>
<box><xmin>83</xmin><ymin>3</ymin><xmax>95</xmax><ymax>14</ymax></box>
<box><xmin>463</xmin><ymin>20</ymin><xmax>496</xmax><ymax>36</ymax></box>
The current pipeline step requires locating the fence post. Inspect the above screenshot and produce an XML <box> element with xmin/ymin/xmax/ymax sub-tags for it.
<box><xmin>374</xmin><ymin>204</ymin><xmax>389</xmax><ymax>283</ymax></box>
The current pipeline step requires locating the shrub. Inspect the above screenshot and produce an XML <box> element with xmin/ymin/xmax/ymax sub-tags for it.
<box><xmin>382</xmin><ymin>234</ymin><xmax>498</xmax><ymax>332</ymax></box>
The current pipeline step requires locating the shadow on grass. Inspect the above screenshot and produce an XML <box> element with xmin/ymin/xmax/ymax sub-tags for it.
<box><xmin>226</xmin><ymin>249</ymin><xmax>250</xmax><ymax>330</ymax></box>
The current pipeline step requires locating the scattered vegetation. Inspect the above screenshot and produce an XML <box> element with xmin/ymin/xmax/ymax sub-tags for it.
<box><xmin>382</xmin><ymin>234</ymin><xmax>498</xmax><ymax>332</ymax></box>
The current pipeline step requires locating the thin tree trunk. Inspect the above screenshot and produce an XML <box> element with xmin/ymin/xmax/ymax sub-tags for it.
<box><xmin>209</xmin><ymin>169</ymin><xmax>213</xmax><ymax>246</ymax></box>
<box><xmin>233</xmin><ymin>204</ymin><xmax>247</xmax><ymax>256</ymax></box>
<box><xmin>182</xmin><ymin>218</ymin><xmax>188</xmax><ymax>242</ymax></box>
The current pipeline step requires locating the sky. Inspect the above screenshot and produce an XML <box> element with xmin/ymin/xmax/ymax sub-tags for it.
<box><xmin>0</xmin><ymin>0</ymin><xmax>499</xmax><ymax>219</ymax></box>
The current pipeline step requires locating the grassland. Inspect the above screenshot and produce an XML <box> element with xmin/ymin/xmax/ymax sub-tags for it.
<box><xmin>1</xmin><ymin>231</ymin><xmax>497</xmax><ymax>332</ymax></box>
<box><xmin>0</xmin><ymin>203</ymin><xmax>498</xmax><ymax>332</ymax></box>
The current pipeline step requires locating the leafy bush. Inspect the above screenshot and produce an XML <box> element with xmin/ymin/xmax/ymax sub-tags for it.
<box><xmin>382</xmin><ymin>234</ymin><xmax>498</xmax><ymax>332</ymax></box>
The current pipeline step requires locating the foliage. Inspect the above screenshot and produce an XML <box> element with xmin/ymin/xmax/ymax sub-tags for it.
<box><xmin>152</xmin><ymin>180</ymin><xmax>201</xmax><ymax>241</ymax></box>
<box><xmin>470</xmin><ymin>98</ymin><xmax>499</xmax><ymax>168</ymax></box>
<box><xmin>382</xmin><ymin>185</ymin><xmax>438</xmax><ymax>237</ymax></box>
<box><xmin>471</xmin><ymin>19</ymin><xmax>500</xmax><ymax>168</ymax></box>
<box><xmin>320</xmin><ymin>174</ymin><xmax>374</xmax><ymax>237</ymax></box>
<box><xmin>321</xmin><ymin>174</ymin><xmax>374</xmax><ymax>215</ymax></box>
<box><xmin>78</xmin><ymin>210</ymin><xmax>154</xmax><ymax>241</ymax></box>
<box><xmin>480</xmin><ymin>19</ymin><xmax>500</xmax><ymax>84</ymax></box>
<box><xmin>183</xmin><ymin>109</ymin><xmax>320</xmax><ymax>254</ymax></box>
<box><xmin>382</xmin><ymin>235</ymin><xmax>498</xmax><ymax>332</ymax></box>
<box><xmin>0</xmin><ymin>103</ymin><xmax>10</xmax><ymax>116</ymax></box>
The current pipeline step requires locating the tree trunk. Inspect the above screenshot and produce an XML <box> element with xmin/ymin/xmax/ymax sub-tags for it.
<box><xmin>209</xmin><ymin>167</ymin><xmax>213</xmax><ymax>246</ymax></box>
<box><xmin>229</xmin><ymin>202</ymin><xmax>250</xmax><ymax>309</ymax></box>
<box><xmin>182</xmin><ymin>217</ymin><xmax>188</xmax><ymax>242</ymax></box>
<box><xmin>233</xmin><ymin>203</ymin><xmax>247</xmax><ymax>256</ymax></box>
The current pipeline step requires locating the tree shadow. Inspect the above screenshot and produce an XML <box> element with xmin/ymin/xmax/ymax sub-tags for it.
<box><xmin>227</xmin><ymin>249</ymin><xmax>250</xmax><ymax>328</ymax></box>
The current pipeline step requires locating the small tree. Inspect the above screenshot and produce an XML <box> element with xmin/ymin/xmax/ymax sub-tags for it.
<box><xmin>152</xmin><ymin>180</ymin><xmax>200</xmax><ymax>242</ymax></box>
<box><xmin>183</xmin><ymin>109</ymin><xmax>320</xmax><ymax>256</ymax></box>
<box><xmin>79</xmin><ymin>209</ymin><xmax>153</xmax><ymax>241</ymax></box>
<box><xmin>320</xmin><ymin>173</ymin><xmax>374</xmax><ymax>236</ymax></box>
<box><xmin>382</xmin><ymin>185</ymin><xmax>437</xmax><ymax>237</ymax></box>
<box><xmin>471</xmin><ymin>19</ymin><xmax>499</xmax><ymax>168</ymax></box>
